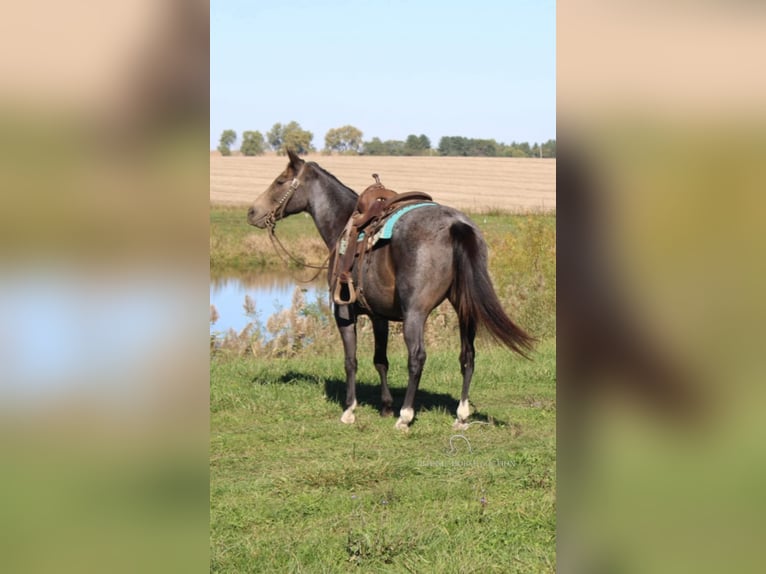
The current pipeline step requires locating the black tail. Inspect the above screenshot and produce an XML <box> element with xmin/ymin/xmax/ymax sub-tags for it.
<box><xmin>450</xmin><ymin>222</ymin><xmax>536</xmax><ymax>358</ymax></box>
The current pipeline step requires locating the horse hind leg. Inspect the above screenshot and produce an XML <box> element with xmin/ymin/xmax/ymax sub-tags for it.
<box><xmin>373</xmin><ymin>317</ymin><xmax>394</xmax><ymax>417</ymax></box>
<box><xmin>453</xmin><ymin>318</ymin><xmax>476</xmax><ymax>430</ymax></box>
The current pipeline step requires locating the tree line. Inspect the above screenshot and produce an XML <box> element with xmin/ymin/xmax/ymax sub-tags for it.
<box><xmin>217</xmin><ymin>123</ymin><xmax>555</xmax><ymax>158</ymax></box>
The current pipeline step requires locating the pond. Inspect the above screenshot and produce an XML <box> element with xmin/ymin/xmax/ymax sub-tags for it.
<box><xmin>209</xmin><ymin>271</ymin><xmax>328</xmax><ymax>338</ymax></box>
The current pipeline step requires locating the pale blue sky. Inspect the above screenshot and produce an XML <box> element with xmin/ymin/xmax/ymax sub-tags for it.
<box><xmin>211</xmin><ymin>0</ymin><xmax>555</xmax><ymax>150</ymax></box>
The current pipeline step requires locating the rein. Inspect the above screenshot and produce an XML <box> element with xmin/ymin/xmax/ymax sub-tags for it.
<box><xmin>265</xmin><ymin>176</ymin><xmax>330</xmax><ymax>279</ymax></box>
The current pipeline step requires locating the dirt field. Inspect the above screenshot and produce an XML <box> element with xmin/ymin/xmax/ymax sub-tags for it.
<box><xmin>210</xmin><ymin>154</ymin><xmax>555</xmax><ymax>212</ymax></box>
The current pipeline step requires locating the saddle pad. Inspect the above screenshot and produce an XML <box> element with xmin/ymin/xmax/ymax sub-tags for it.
<box><xmin>359</xmin><ymin>202</ymin><xmax>437</xmax><ymax>244</ymax></box>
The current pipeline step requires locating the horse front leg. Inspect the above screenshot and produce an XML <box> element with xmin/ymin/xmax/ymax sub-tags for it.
<box><xmin>395</xmin><ymin>311</ymin><xmax>428</xmax><ymax>430</ymax></box>
<box><xmin>372</xmin><ymin>317</ymin><xmax>393</xmax><ymax>417</ymax></box>
<box><xmin>335</xmin><ymin>304</ymin><xmax>358</xmax><ymax>424</ymax></box>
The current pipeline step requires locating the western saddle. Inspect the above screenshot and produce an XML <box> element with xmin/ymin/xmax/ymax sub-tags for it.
<box><xmin>331</xmin><ymin>174</ymin><xmax>432</xmax><ymax>307</ymax></box>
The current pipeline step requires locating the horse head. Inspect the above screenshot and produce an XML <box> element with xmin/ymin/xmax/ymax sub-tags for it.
<box><xmin>247</xmin><ymin>149</ymin><xmax>309</xmax><ymax>228</ymax></box>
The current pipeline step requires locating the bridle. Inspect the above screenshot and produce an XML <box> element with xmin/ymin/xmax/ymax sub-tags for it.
<box><xmin>264</xmin><ymin>176</ymin><xmax>330</xmax><ymax>275</ymax></box>
<box><xmin>263</xmin><ymin>177</ymin><xmax>300</xmax><ymax>230</ymax></box>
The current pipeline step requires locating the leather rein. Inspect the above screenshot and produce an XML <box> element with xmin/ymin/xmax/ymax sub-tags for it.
<box><xmin>265</xmin><ymin>177</ymin><xmax>330</xmax><ymax>276</ymax></box>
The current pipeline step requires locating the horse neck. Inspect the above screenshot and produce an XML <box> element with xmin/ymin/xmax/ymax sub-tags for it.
<box><xmin>305</xmin><ymin>168</ymin><xmax>358</xmax><ymax>248</ymax></box>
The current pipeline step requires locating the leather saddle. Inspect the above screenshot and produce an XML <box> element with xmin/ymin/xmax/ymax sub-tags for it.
<box><xmin>331</xmin><ymin>174</ymin><xmax>432</xmax><ymax>306</ymax></box>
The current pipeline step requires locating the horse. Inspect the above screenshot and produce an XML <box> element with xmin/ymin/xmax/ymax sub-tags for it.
<box><xmin>247</xmin><ymin>149</ymin><xmax>534</xmax><ymax>430</ymax></box>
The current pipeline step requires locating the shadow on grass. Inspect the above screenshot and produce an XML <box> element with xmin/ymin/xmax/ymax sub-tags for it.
<box><xmin>253</xmin><ymin>369</ymin><xmax>506</xmax><ymax>427</ymax></box>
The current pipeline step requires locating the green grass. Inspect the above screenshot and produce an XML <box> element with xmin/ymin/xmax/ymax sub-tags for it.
<box><xmin>210</xmin><ymin>339</ymin><xmax>555</xmax><ymax>573</ymax></box>
<box><xmin>210</xmin><ymin>206</ymin><xmax>327</xmax><ymax>275</ymax></box>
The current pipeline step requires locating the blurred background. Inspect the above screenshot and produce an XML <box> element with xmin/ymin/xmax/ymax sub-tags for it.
<box><xmin>2</xmin><ymin>0</ymin><xmax>765</xmax><ymax>572</ymax></box>
<box><xmin>558</xmin><ymin>1</ymin><xmax>766</xmax><ymax>572</ymax></box>
<box><xmin>0</xmin><ymin>1</ymin><xmax>209</xmax><ymax>572</ymax></box>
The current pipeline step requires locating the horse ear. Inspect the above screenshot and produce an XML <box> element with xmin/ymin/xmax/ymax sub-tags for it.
<box><xmin>287</xmin><ymin>148</ymin><xmax>304</xmax><ymax>169</ymax></box>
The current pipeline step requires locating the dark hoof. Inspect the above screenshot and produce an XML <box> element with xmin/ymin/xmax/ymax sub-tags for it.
<box><xmin>380</xmin><ymin>406</ymin><xmax>394</xmax><ymax>417</ymax></box>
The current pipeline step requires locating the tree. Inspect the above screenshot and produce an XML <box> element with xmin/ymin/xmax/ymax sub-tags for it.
<box><xmin>362</xmin><ymin>138</ymin><xmax>406</xmax><ymax>155</ymax></box>
<box><xmin>385</xmin><ymin>140</ymin><xmax>406</xmax><ymax>155</ymax></box>
<box><xmin>541</xmin><ymin>139</ymin><xmax>556</xmax><ymax>158</ymax></box>
<box><xmin>217</xmin><ymin>129</ymin><xmax>236</xmax><ymax>156</ymax></box>
<box><xmin>438</xmin><ymin>136</ymin><xmax>470</xmax><ymax>156</ymax></box>
<box><xmin>324</xmin><ymin>125</ymin><xmax>364</xmax><ymax>154</ymax></box>
<box><xmin>240</xmin><ymin>131</ymin><xmax>265</xmax><ymax>156</ymax></box>
<box><xmin>362</xmin><ymin>137</ymin><xmax>386</xmax><ymax>155</ymax></box>
<box><xmin>283</xmin><ymin>122</ymin><xmax>314</xmax><ymax>154</ymax></box>
<box><xmin>473</xmin><ymin>139</ymin><xmax>499</xmax><ymax>157</ymax></box>
<box><xmin>266</xmin><ymin>123</ymin><xmax>283</xmax><ymax>151</ymax></box>
<box><xmin>403</xmin><ymin>134</ymin><xmax>431</xmax><ymax>156</ymax></box>
<box><xmin>267</xmin><ymin>121</ymin><xmax>315</xmax><ymax>155</ymax></box>
<box><xmin>503</xmin><ymin>141</ymin><xmax>530</xmax><ymax>157</ymax></box>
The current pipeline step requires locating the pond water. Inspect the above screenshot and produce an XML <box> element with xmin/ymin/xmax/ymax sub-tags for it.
<box><xmin>209</xmin><ymin>271</ymin><xmax>327</xmax><ymax>337</ymax></box>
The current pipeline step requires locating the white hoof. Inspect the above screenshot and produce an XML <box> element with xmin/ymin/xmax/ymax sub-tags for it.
<box><xmin>394</xmin><ymin>418</ymin><xmax>410</xmax><ymax>431</ymax></box>
<box><xmin>452</xmin><ymin>419</ymin><xmax>469</xmax><ymax>431</ymax></box>
<box><xmin>456</xmin><ymin>399</ymin><xmax>471</xmax><ymax>421</ymax></box>
<box><xmin>340</xmin><ymin>400</ymin><xmax>357</xmax><ymax>424</ymax></box>
<box><xmin>394</xmin><ymin>407</ymin><xmax>414</xmax><ymax>430</ymax></box>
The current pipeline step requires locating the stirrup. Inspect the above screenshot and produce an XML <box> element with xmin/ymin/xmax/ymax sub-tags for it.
<box><xmin>333</xmin><ymin>278</ymin><xmax>357</xmax><ymax>305</ymax></box>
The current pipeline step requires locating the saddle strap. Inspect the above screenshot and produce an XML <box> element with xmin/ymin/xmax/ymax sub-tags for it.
<box><xmin>331</xmin><ymin>220</ymin><xmax>360</xmax><ymax>305</ymax></box>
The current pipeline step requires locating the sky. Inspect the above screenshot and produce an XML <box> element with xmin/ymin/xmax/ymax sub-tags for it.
<box><xmin>211</xmin><ymin>0</ymin><xmax>555</xmax><ymax>150</ymax></box>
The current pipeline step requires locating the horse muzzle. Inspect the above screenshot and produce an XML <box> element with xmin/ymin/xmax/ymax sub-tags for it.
<box><xmin>247</xmin><ymin>206</ymin><xmax>270</xmax><ymax>228</ymax></box>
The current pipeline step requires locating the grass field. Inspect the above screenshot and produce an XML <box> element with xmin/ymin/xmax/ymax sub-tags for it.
<box><xmin>210</xmin><ymin>153</ymin><xmax>555</xmax><ymax>212</ymax></box>
<box><xmin>210</xmin><ymin>155</ymin><xmax>556</xmax><ymax>571</ymax></box>
<box><xmin>211</xmin><ymin>340</ymin><xmax>556</xmax><ymax>573</ymax></box>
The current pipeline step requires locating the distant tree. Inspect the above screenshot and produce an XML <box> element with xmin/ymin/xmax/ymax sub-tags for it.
<box><xmin>362</xmin><ymin>138</ymin><xmax>406</xmax><ymax>155</ymax></box>
<box><xmin>437</xmin><ymin>136</ymin><xmax>452</xmax><ymax>155</ymax></box>
<box><xmin>284</xmin><ymin>122</ymin><xmax>314</xmax><ymax>154</ymax></box>
<box><xmin>541</xmin><ymin>139</ymin><xmax>556</xmax><ymax>158</ymax></box>
<box><xmin>217</xmin><ymin>129</ymin><xmax>236</xmax><ymax>156</ymax></box>
<box><xmin>266</xmin><ymin>123</ymin><xmax>283</xmax><ymax>151</ymax></box>
<box><xmin>362</xmin><ymin>137</ymin><xmax>386</xmax><ymax>155</ymax></box>
<box><xmin>473</xmin><ymin>139</ymin><xmax>499</xmax><ymax>156</ymax></box>
<box><xmin>384</xmin><ymin>140</ymin><xmax>406</xmax><ymax>155</ymax></box>
<box><xmin>438</xmin><ymin>136</ymin><xmax>470</xmax><ymax>156</ymax></box>
<box><xmin>240</xmin><ymin>130</ymin><xmax>265</xmax><ymax>156</ymax></box>
<box><xmin>363</xmin><ymin>134</ymin><xmax>549</xmax><ymax>157</ymax></box>
<box><xmin>267</xmin><ymin>121</ymin><xmax>314</xmax><ymax>155</ymax></box>
<box><xmin>403</xmin><ymin>133</ymin><xmax>431</xmax><ymax>155</ymax></box>
<box><xmin>498</xmin><ymin>143</ymin><xmax>520</xmax><ymax>157</ymax></box>
<box><xmin>324</xmin><ymin>125</ymin><xmax>364</xmax><ymax>154</ymax></box>
<box><xmin>503</xmin><ymin>141</ymin><xmax>529</xmax><ymax>157</ymax></box>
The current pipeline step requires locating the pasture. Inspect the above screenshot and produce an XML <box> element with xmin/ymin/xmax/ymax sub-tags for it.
<box><xmin>211</xmin><ymin>342</ymin><xmax>556</xmax><ymax>572</ymax></box>
<box><xmin>210</xmin><ymin>155</ymin><xmax>556</xmax><ymax>571</ymax></box>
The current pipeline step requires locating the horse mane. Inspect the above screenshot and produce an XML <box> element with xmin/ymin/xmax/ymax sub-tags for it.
<box><xmin>306</xmin><ymin>161</ymin><xmax>359</xmax><ymax>199</ymax></box>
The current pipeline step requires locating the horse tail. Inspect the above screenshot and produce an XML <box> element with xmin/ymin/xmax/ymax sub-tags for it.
<box><xmin>450</xmin><ymin>221</ymin><xmax>536</xmax><ymax>358</ymax></box>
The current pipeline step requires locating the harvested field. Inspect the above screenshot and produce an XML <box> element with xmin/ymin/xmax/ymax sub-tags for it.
<box><xmin>210</xmin><ymin>153</ymin><xmax>555</xmax><ymax>212</ymax></box>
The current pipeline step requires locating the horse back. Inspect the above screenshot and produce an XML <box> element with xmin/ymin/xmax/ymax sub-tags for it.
<box><xmin>363</xmin><ymin>204</ymin><xmax>476</xmax><ymax>318</ymax></box>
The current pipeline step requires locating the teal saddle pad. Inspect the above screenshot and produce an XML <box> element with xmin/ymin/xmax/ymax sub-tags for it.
<box><xmin>359</xmin><ymin>202</ymin><xmax>437</xmax><ymax>243</ymax></box>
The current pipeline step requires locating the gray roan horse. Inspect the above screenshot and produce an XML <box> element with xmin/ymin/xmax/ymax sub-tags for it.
<box><xmin>247</xmin><ymin>149</ymin><xmax>534</xmax><ymax>430</ymax></box>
